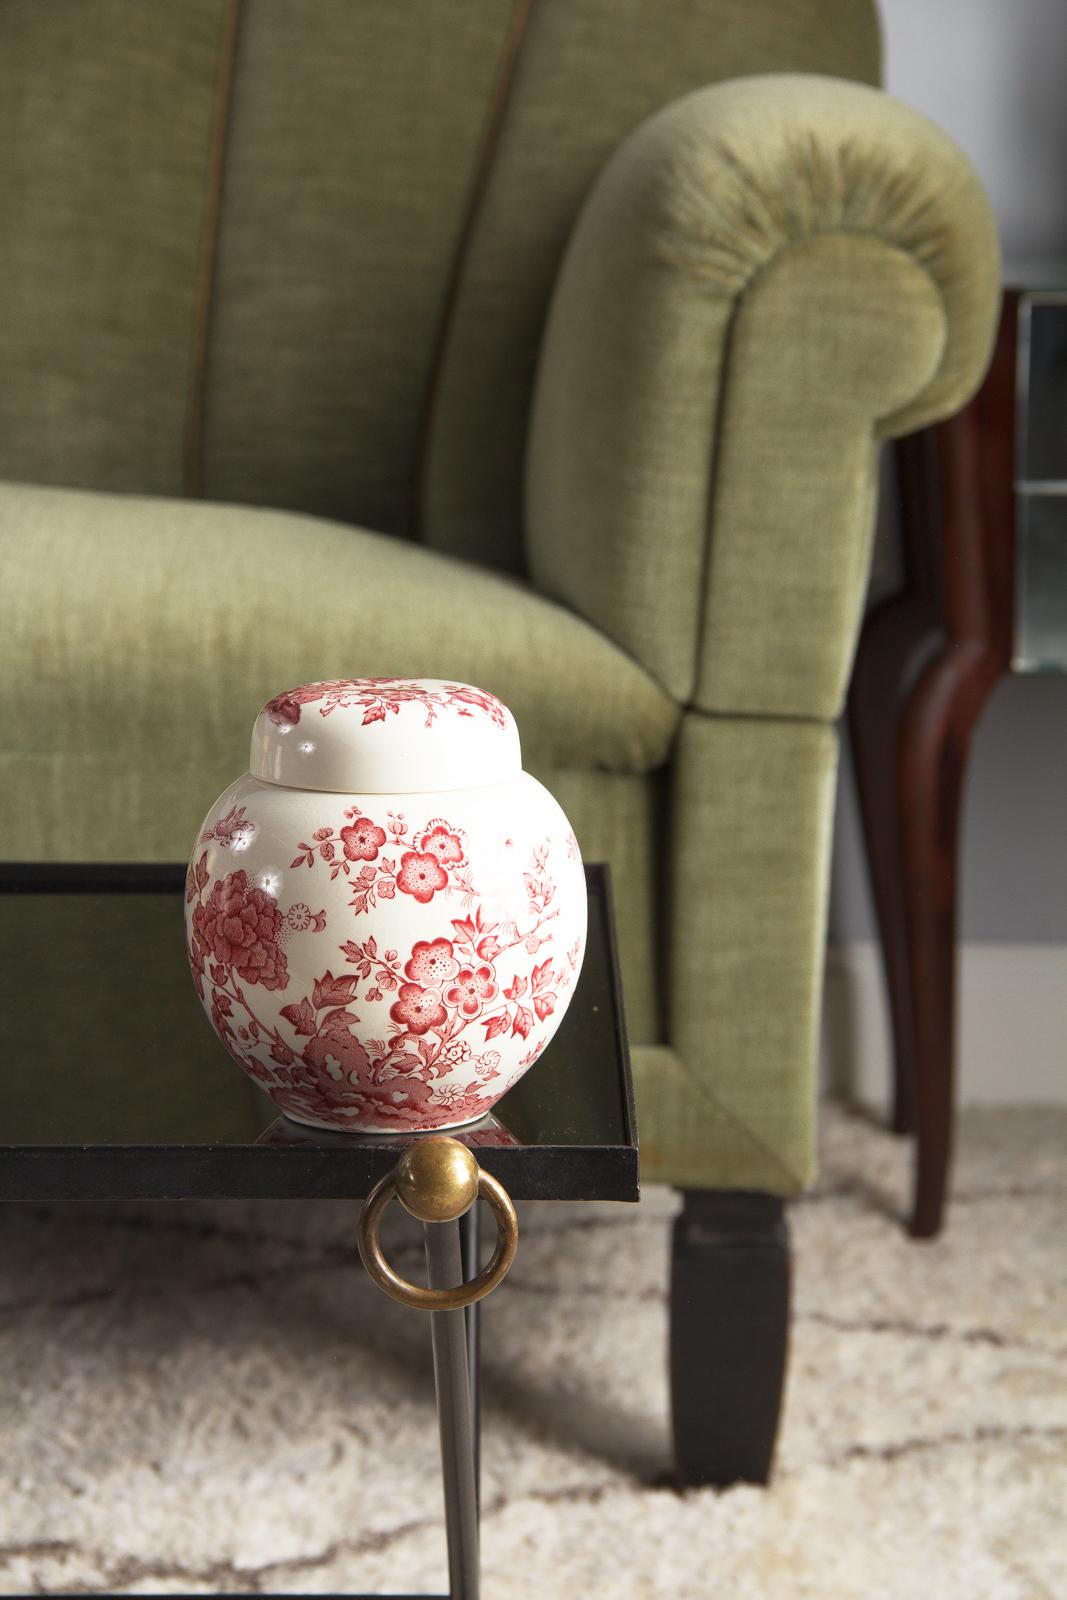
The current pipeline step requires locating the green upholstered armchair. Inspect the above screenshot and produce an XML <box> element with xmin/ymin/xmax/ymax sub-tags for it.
<box><xmin>0</xmin><ymin>0</ymin><xmax>999</xmax><ymax>1483</ymax></box>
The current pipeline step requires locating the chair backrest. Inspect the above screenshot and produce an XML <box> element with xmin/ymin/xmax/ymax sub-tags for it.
<box><xmin>0</xmin><ymin>0</ymin><xmax>879</xmax><ymax>573</ymax></box>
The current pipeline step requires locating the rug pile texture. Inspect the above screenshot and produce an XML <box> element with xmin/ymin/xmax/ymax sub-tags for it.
<box><xmin>0</xmin><ymin>1103</ymin><xmax>1063</xmax><ymax>1598</ymax></box>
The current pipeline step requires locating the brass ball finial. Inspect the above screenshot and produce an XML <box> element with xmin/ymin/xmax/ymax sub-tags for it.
<box><xmin>395</xmin><ymin>1137</ymin><xmax>480</xmax><ymax>1223</ymax></box>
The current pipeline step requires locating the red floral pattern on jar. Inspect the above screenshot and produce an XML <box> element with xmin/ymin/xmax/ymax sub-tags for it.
<box><xmin>418</xmin><ymin>820</ymin><xmax>467</xmax><ymax>867</ymax></box>
<box><xmin>446</xmin><ymin>966</ymin><xmax>499</xmax><ymax>1019</ymax></box>
<box><xmin>187</xmin><ymin>804</ymin><xmax>584</xmax><ymax>1132</ymax></box>
<box><xmin>191</xmin><ymin>870</ymin><xmax>289</xmax><ymax>991</ymax></box>
<box><xmin>263</xmin><ymin>678</ymin><xmax>507</xmax><ymax>731</ymax></box>
<box><xmin>390</xmin><ymin>983</ymin><xmax>448</xmax><ymax>1035</ymax></box>
<box><xmin>293</xmin><ymin>809</ymin><xmax>474</xmax><ymax>918</ymax></box>
<box><xmin>405</xmin><ymin>938</ymin><xmax>460</xmax><ymax>987</ymax></box>
<box><xmin>396</xmin><ymin>850</ymin><xmax>448</xmax><ymax>904</ymax></box>
<box><xmin>340</xmin><ymin>817</ymin><xmax>386</xmax><ymax>861</ymax></box>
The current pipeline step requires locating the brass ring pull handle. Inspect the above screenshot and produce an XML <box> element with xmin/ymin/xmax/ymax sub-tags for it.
<box><xmin>357</xmin><ymin>1137</ymin><xmax>518</xmax><ymax>1311</ymax></box>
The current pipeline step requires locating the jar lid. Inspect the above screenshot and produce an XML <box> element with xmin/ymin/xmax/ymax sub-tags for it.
<box><xmin>249</xmin><ymin>678</ymin><xmax>521</xmax><ymax>794</ymax></box>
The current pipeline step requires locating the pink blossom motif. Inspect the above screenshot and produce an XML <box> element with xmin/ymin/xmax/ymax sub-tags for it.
<box><xmin>286</xmin><ymin>903</ymin><xmax>312</xmax><ymax>931</ymax></box>
<box><xmin>418</xmin><ymin>821</ymin><xmax>466</xmax><ymax>867</ymax></box>
<box><xmin>405</xmin><ymin>938</ymin><xmax>459</xmax><ymax>987</ymax></box>
<box><xmin>396</xmin><ymin>850</ymin><xmax>448</xmax><ymax>904</ymax></box>
<box><xmin>192</xmin><ymin>871</ymin><xmax>289</xmax><ymax>990</ymax></box>
<box><xmin>340</xmin><ymin>816</ymin><xmax>386</xmax><ymax>862</ymax></box>
<box><xmin>446</xmin><ymin>966</ymin><xmax>499</xmax><ymax>1019</ymax></box>
<box><xmin>390</xmin><ymin>983</ymin><xmax>448</xmax><ymax>1035</ymax></box>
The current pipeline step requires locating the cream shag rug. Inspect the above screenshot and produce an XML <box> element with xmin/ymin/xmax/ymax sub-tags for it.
<box><xmin>0</xmin><ymin>1102</ymin><xmax>1063</xmax><ymax>1599</ymax></box>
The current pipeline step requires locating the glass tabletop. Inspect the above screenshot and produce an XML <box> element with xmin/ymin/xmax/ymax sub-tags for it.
<box><xmin>0</xmin><ymin>863</ymin><xmax>636</xmax><ymax>1202</ymax></box>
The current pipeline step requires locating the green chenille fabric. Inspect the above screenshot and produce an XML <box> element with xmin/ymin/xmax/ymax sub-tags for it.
<box><xmin>528</xmin><ymin>766</ymin><xmax>666</xmax><ymax>1047</ymax></box>
<box><xmin>631</xmin><ymin>1045</ymin><xmax>804</xmax><ymax>1192</ymax></box>
<box><xmin>422</xmin><ymin>0</ymin><xmax>881</xmax><ymax>571</ymax></box>
<box><xmin>0</xmin><ymin>480</ymin><xmax>679</xmax><ymax>842</ymax></box>
<box><xmin>526</xmin><ymin>74</ymin><xmax>1001</xmax><ymax>703</ymax></box>
<box><xmin>0</xmin><ymin>0</ymin><xmax>881</xmax><ymax>556</ymax></box>
<box><xmin>201</xmin><ymin>0</ymin><xmax>515</xmax><ymax>532</ymax></box>
<box><xmin>656</xmin><ymin>711</ymin><xmax>840</xmax><ymax>1192</ymax></box>
<box><xmin>0</xmin><ymin>0</ymin><xmax>227</xmax><ymax>496</ymax></box>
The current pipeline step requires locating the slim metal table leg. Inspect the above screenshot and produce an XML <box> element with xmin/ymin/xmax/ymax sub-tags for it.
<box><xmin>458</xmin><ymin>1200</ymin><xmax>481</xmax><ymax>1507</ymax></box>
<box><xmin>358</xmin><ymin>1140</ymin><xmax>517</xmax><ymax>1600</ymax></box>
<box><xmin>425</xmin><ymin>1219</ymin><xmax>480</xmax><ymax>1600</ymax></box>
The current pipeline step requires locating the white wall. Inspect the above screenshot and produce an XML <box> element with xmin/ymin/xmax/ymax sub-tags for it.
<box><xmin>881</xmin><ymin>0</ymin><xmax>1067</xmax><ymax>262</ymax></box>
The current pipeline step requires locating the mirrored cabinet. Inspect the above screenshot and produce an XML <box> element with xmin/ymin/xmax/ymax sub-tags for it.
<box><xmin>1016</xmin><ymin>287</ymin><xmax>1067</xmax><ymax>670</ymax></box>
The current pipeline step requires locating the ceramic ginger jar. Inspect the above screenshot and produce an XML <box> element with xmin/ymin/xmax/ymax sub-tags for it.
<box><xmin>185</xmin><ymin>678</ymin><xmax>586</xmax><ymax>1133</ymax></box>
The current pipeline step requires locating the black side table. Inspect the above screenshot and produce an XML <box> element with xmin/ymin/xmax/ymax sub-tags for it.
<box><xmin>0</xmin><ymin>862</ymin><xmax>637</xmax><ymax>1600</ymax></box>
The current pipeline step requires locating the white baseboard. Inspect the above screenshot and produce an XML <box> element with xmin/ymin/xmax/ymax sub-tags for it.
<box><xmin>821</xmin><ymin>941</ymin><xmax>1067</xmax><ymax>1107</ymax></box>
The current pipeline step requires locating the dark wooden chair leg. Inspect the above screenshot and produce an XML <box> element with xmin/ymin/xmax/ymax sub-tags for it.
<box><xmin>898</xmin><ymin>646</ymin><xmax>1000</xmax><ymax>1238</ymax></box>
<box><xmin>886</xmin><ymin>302</ymin><xmax>1016</xmax><ymax>1235</ymax></box>
<box><xmin>670</xmin><ymin>1190</ymin><xmax>789</xmax><ymax>1486</ymax></box>
<box><xmin>848</xmin><ymin>597</ymin><xmax>940</xmax><ymax>1134</ymax></box>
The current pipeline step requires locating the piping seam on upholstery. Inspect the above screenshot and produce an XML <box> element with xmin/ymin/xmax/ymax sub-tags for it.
<box><xmin>183</xmin><ymin>0</ymin><xmax>244</xmax><ymax>499</ymax></box>
<box><xmin>410</xmin><ymin>0</ymin><xmax>538</xmax><ymax>539</ymax></box>
<box><xmin>683</xmin><ymin>705</ymin><xmax>834</xmax><ymax>729</ymax></box>
<box><xmin>685</xmin><ymin>230</ymin><xmax>946</xmax><ymax>708</ymax></box>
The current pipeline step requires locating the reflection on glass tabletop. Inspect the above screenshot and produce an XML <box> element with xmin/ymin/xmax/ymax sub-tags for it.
<box><xmin>0</xmin><ymin>863</ymin><xmax>636</xmax><ymax>1202</ymax></box>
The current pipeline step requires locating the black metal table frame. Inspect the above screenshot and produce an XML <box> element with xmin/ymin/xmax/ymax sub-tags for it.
<box><xmin>0</xmin><ymin>862</ymin><xmax>638</xmax><ymax>1600</ymax></box>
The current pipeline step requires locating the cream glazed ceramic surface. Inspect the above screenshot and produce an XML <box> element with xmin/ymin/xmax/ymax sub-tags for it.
<box><xmin>185</xmin><ymin>678</ymin><xmax>587</xmax><ymax>1133</ymax></box>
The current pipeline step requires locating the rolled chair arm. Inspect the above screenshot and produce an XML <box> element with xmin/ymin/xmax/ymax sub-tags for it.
<box><xmin>525</xmin><ymin>72</ymin><xmax>1000</xmax><ymax>714</ymax></box>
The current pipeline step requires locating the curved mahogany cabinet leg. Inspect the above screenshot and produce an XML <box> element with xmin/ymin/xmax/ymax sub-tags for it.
<box><xmin>848</xmin><ymin>597</ymin><xmax>941</xmax><ymax>1134</ymax></box>
<box><xmin>898</xmin><ymin>644</ymin><xmax>1002</xmax><ymax>1238</ymax></box>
